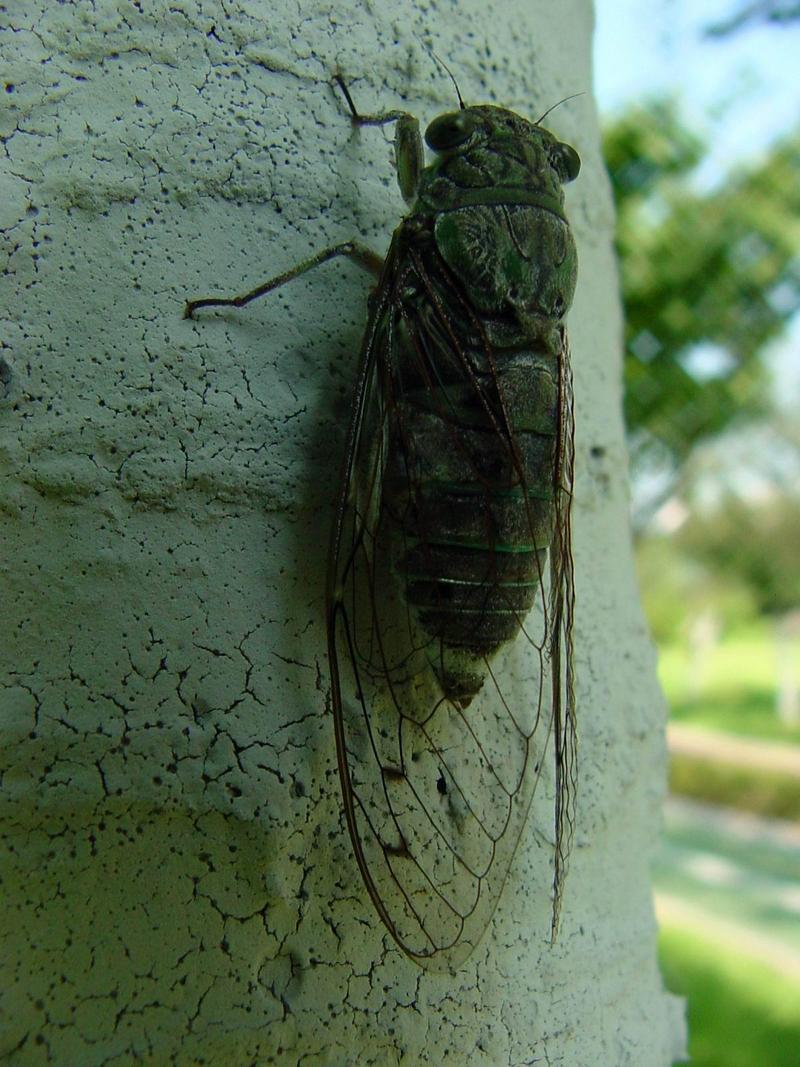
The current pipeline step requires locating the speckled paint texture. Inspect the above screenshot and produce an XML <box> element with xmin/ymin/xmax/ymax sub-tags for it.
<box><xmin>0</xmin><ymin>1</ymin><xmax>686</xmax><ymax>1064</ymax></box>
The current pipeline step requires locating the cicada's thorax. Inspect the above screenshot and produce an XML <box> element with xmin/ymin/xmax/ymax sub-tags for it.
<box><xmin>382</xmin><ymin>107</ymin><xmax>578</xmax><ymax>705</ymax></box>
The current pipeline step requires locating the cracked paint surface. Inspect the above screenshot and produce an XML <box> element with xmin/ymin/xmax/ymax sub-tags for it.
<box><xmin>0</xmin><ymin>1</ymin><xmax>686</xmax><ymax>1064</ymax></box>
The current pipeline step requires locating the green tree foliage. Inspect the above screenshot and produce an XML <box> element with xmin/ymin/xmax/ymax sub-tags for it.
<box><xmin>604</xmin><ymin>100</ymin><xmax>800</xmax><ymax>471</ymax></box>
<box><xmin>677</xmin><ymin>492</ymin><xmax>800</xmax><ymax>616</ymax></box>
<box><xmin>635</xmin><ymin>533</ymin><xmax>756</xmax><ymax>642</ymax></box>
<box><xmin>704</xmin><ymin>1</ymin><xmax>800</xmax><ymax>37</ymax></box>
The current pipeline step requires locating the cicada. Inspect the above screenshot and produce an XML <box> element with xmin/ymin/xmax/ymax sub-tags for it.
<box><xmin>186</xmin><ymin>74</ymin><xmax>579</xmax><ymax>971</ymax></box>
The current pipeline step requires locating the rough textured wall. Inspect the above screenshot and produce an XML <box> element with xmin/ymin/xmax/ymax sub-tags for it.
<box><xmin>0</xmin><ymin>1</ymin><xmax>686</xmax><ymax>1064</ymax></box>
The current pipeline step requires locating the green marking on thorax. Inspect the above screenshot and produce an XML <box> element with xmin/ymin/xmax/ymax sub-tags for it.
<box><xmin>427</xmin><ymin>187</ymin><xmax>567</xmax><ymax>220</ymax></box>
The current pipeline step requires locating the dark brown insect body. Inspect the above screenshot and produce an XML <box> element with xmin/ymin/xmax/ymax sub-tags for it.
<box><xmin>186</xmin><ymin>84</ymin><xmax>579</xmax><ymax>971</ymax></box>
<box><xmin>379</xmin><ymin>108</ymin><xmax>577</xmax><ymax>706</ymax></box>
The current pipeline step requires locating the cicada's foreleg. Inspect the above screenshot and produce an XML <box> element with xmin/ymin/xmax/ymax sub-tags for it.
<box><xmin>184</xmin><ymin>241</ymin><xmax>384</xmax><ymax>319</ymax></box>
<box><xmin>334</xmin><ymin>74</ymin><xmax>422</xmax><ymax>205</ymax></box>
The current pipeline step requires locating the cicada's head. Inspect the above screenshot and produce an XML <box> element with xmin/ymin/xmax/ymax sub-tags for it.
<box><xmin>422</xmin><ymin>104</ymin><xmax>580</xmax><ymax>202</ymax></box>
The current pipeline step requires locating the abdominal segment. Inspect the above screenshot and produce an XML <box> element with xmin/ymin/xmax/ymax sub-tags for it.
<box><xmin>384</xmin><ymin>349</ymin><xmax>559</xmax><ymax>704</ymax></box>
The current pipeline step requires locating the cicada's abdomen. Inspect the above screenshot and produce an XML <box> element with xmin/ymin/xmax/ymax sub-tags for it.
<box><xmin>385</xmin><ymin>350</ymin><xmax>561</xmax><ymax>705</ymax></box>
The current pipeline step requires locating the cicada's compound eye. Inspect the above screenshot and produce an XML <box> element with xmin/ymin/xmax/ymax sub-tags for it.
<box><xmin>425</xmin><ymin>110</ymin><xmax>476</xmax><ymax>151</ymax></box>
<box><xmin>549</xmin><ymin>141</ymin><xmax>581</xmax><ymax>184</ymax></box>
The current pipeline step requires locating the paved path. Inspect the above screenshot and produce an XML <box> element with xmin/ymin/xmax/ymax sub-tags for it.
<box><xmin>668</xmin><ymin>723</ymin><xmax>800</xmax><ymax>777</ymax></box>
<box><xmin>665</xmin><ymin>794</ymin><xmax>800</xmax><ymax>849</ymax></box>
<box><xmin>656</xmin><ymin>797</ymin><xmax>800</xmax><ymax>983</ymax></box>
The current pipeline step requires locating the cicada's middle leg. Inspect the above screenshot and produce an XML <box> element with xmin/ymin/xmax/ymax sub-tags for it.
<box><xmin>184</xmin><ymin>241</ymin><xmax>384</xmax><ymax>319</ymax></box>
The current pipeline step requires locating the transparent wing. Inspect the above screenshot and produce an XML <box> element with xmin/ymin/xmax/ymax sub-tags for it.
<box><xmin>547</xmin><ymin>327</ymin><xmax>577</xmax><ymax>942</ymax></box>
<box><xmin>326</xmin><ymin>237</ymin><xmax>576</xmax><ymax>971</ymax></box>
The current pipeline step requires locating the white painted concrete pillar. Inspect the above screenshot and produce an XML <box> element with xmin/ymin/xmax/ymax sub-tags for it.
<box><xmin>1</xmin><ymin>1</ymin><xmax>686</xmax><ymax>1063</ymax></box>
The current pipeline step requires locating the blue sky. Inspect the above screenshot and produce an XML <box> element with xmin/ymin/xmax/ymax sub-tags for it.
<box><xmin>594</xmin><ymin>0</ymin><xmax>800</xmax><ymax>414</ymax></box>
<box><xmin>594</xmin><ymin>0</ymin><xmax>800</xmax><ymax>183</ymax></box>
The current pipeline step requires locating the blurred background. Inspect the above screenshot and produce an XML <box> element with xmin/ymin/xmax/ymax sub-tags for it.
<box><xmin>594</xmin><ymin>2</ymin><xmax>800</xmax><ymax>1064</ymax></box>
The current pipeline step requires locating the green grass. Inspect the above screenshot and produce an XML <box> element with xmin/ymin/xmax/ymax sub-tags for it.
<box><xmin>656</xmin><ymin>620</ymin><xmax>800</xmax><ymax>1062</ymax></box>
<box><xmin>660</xmin><ymin>924</ymin><xmax>800</xmax><ymax>1067</ymax></box>
<box><xmin>658</xmin><ymin>623</ymin><xmax>800</xmax><ymax>745</ymax></box>
<box><xmin>658</xmin><ymin>621</ymin><xmax>800</xmax><ymax>809</ymax></box>
<box><xmin>669</xmin><ymin>754</ymin><xmax>800</xmax><ymax>821</ymax></box>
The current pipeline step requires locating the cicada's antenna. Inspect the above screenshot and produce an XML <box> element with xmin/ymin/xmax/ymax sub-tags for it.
<box><xmin>535</xmin><ymin>92</ymin><xmax>585</xmax><ymax>126</ymax></box>
<box><xmin>431</xmin><ymin>49</ymin><xmax>466</xmax><ymax>111</ymax></box>
<box><xmin>416</xmin><ymin>35</ymin><xmax>466</xmax><ymax>110</ymax></box>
